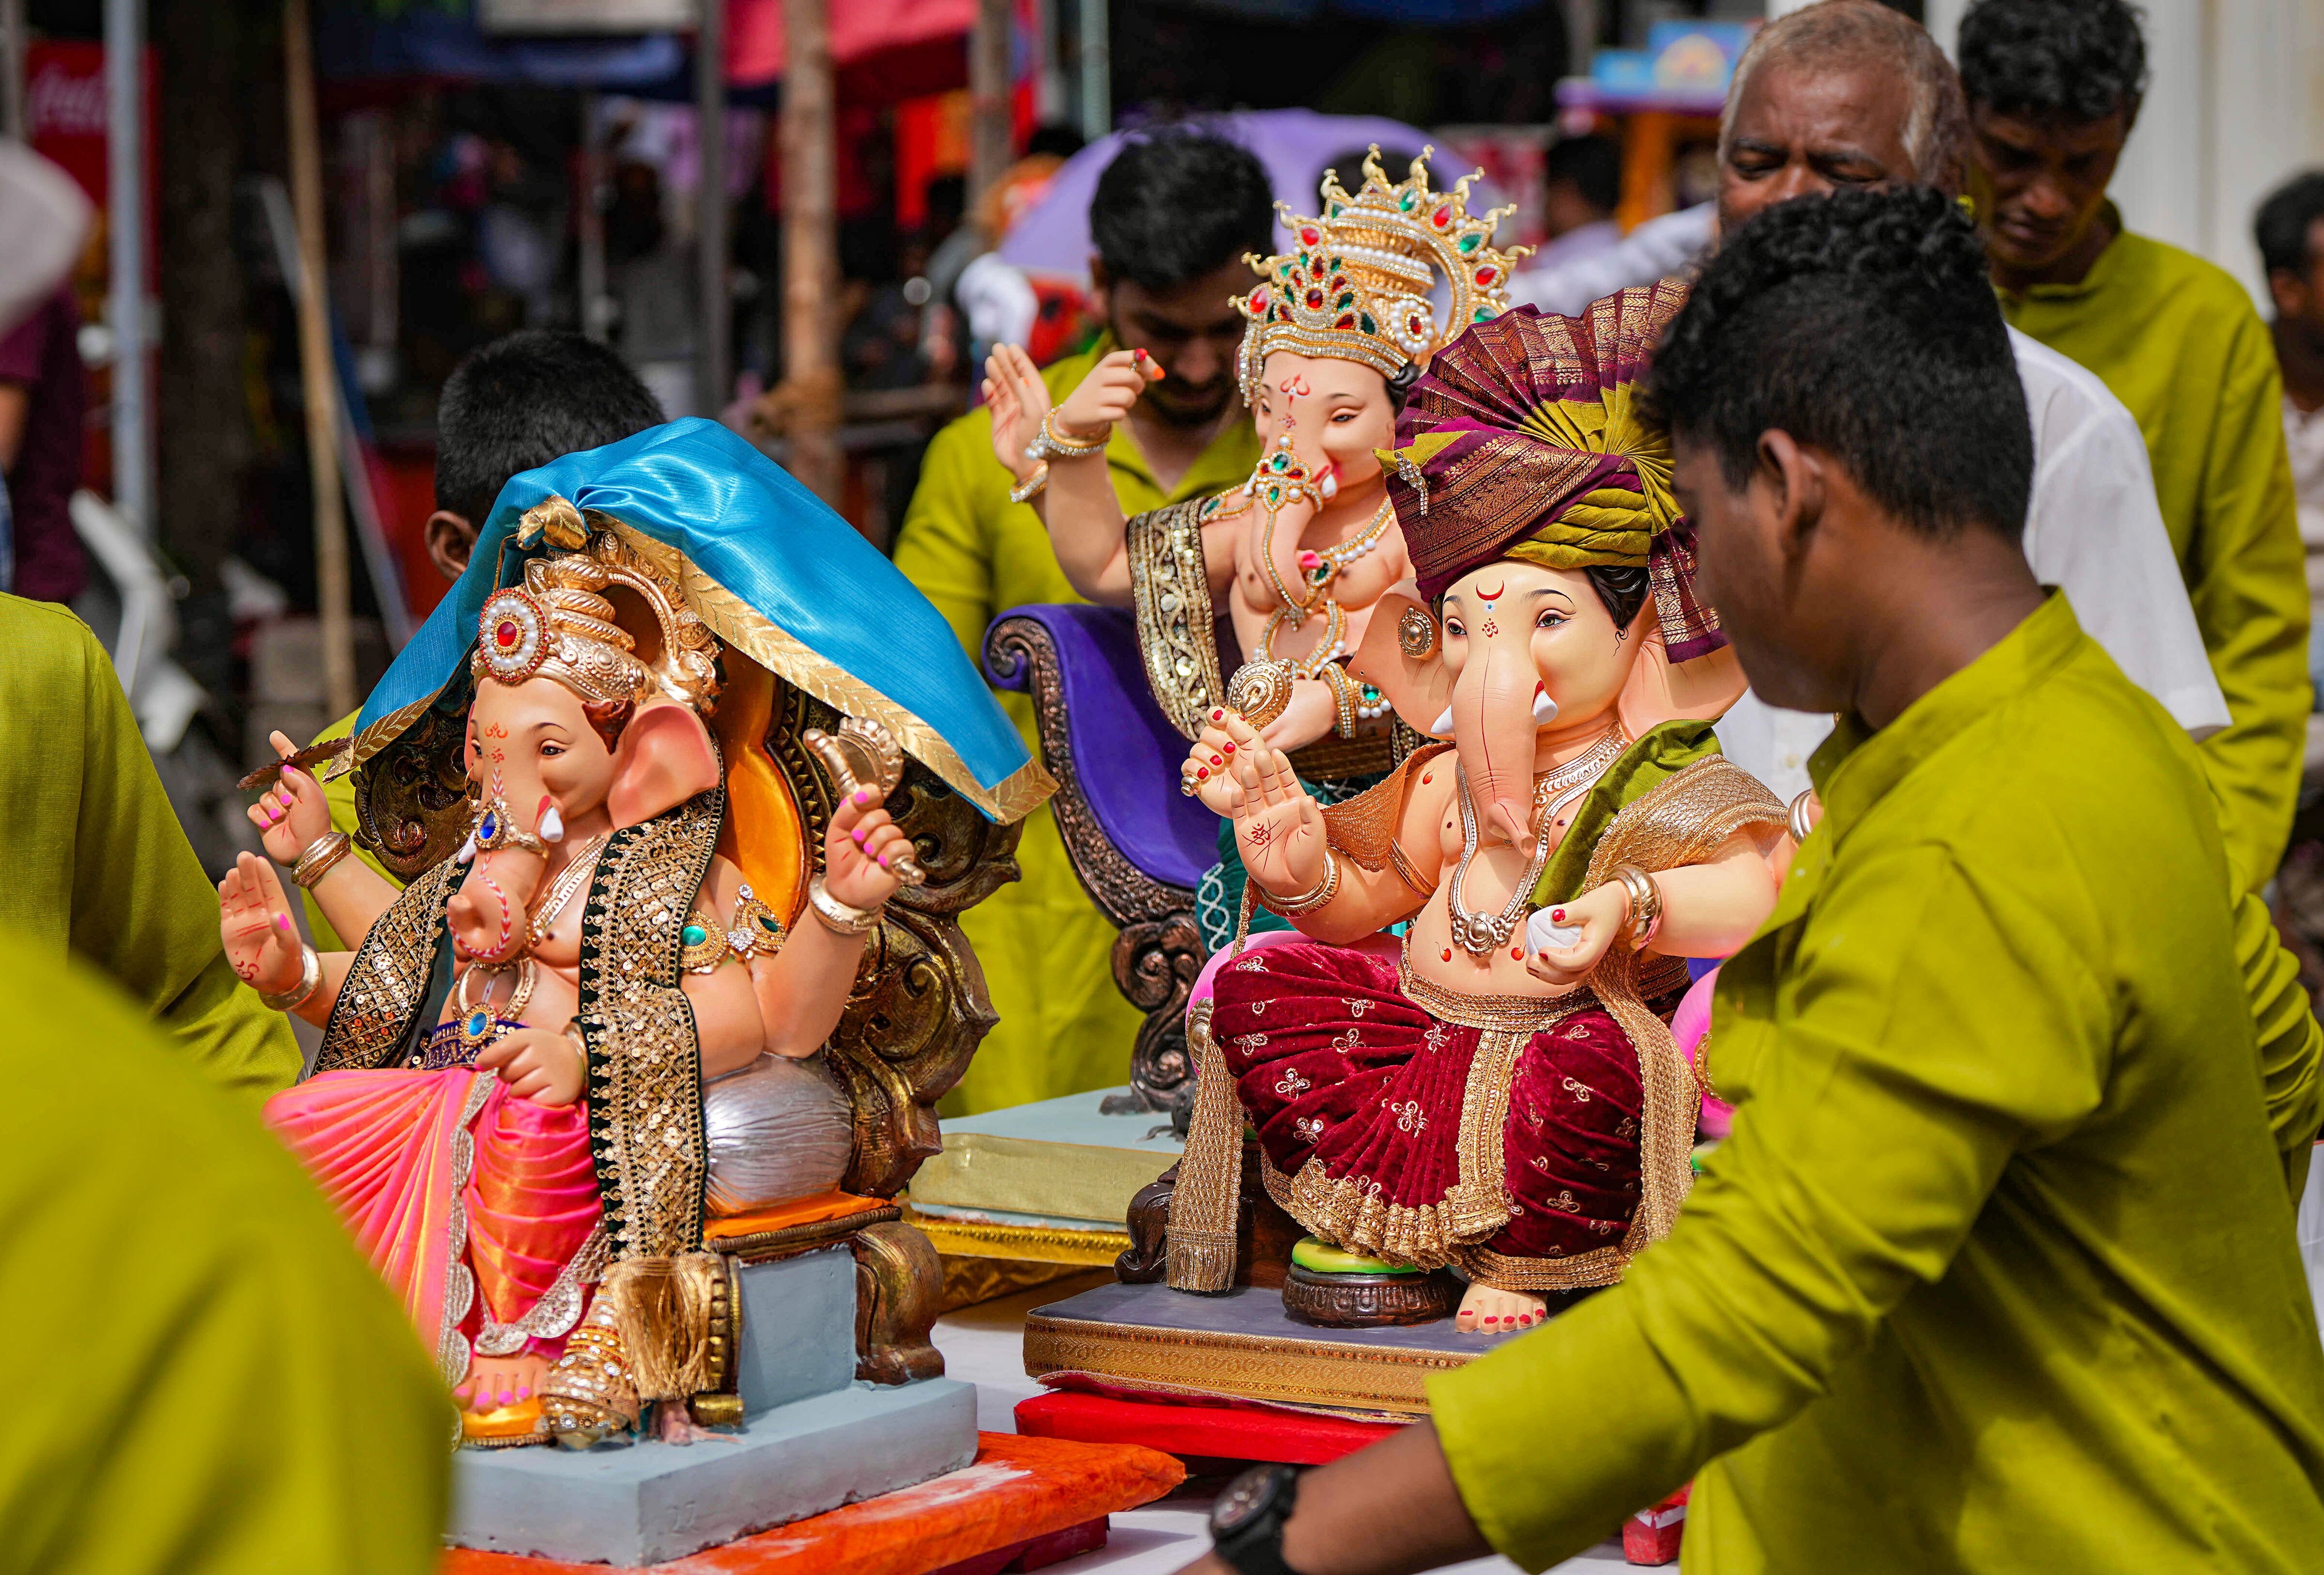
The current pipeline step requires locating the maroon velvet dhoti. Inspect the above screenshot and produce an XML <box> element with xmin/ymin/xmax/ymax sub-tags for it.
<box><xmin>1208</xmin><ymin>940</ymin><xmax>1644</xmax><ymax>1287</ymax></box>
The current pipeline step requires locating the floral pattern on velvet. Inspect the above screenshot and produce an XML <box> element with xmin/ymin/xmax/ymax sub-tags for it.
<box><xmin>1209</xmin><ymin>941</ymin><xmax>1641</xmax><ymax>1264</ymax></box>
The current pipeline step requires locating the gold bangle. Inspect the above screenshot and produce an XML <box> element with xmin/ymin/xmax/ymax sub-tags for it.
<box><xmin>1009</xmin><ymin>459</ymin><xmax>1050</xmax><ymax>504</ymax></box>
<box><xmin>1612</xmin><ymin>864</ymin><xmax>1662</xmax><ymax>951</ymax></box>
<box><xmin>259</xmin><ymin>943</ymin><xmax>321</xmax><ymax>1011</ymax></box>
<box><xmin>1030</xmin><ymin>408</ymin><xmax>1108</xmax><ymax>460</ymax></box>
<box><xmin>1317</xmin><ymin>663</ymin><xmax>1358</xmax><ymax>740</ymax></box>
<box><xmin>1258</xmin><ymin>847</ymin><xmax>1340</xmax><ymax>917</ymax></box>
<box><xmin>806</xmin><ymin>875</ymin><xmax>883</xmax><ymax>937</ymax></box>
<box><xmin>293</xmin><ymin>831</ymin><xmax>353</xmax><ymax>889</ymax></box>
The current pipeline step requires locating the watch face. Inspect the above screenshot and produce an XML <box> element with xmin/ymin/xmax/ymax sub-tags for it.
<box><xmin>1213</xmin><ymin>1467</ymin><xmax>1280</xmax><ymax>1534</ymax></box>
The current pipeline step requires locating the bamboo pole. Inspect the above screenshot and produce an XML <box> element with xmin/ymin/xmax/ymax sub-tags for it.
<box><xmin>770</xmin><ymin>0</ymin><xmax>841</xmax><ymax>505</ymax></box>
<box><xmin>694</xmin><ymin>0</ymin><xmax>729</xmax><ymax>419</ymax></box>
<box><xmin>969</xmin><ymin>0</ymin><xmax>1011</xmax><ymax>209</ymax></box>
<box><xmin>283</xmin><ymin>0</ymin><xmax>356</xmax><ymax>717</ymax></box>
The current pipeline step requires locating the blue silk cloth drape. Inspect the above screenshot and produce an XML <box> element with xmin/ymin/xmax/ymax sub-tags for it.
<box><xmin>352</xmin><ymin>419</ymin><xmax>1050</xmax><ymax>822</ymax></box>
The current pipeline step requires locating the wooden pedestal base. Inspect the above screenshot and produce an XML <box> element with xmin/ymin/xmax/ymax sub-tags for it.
<box><xmin>1281</xmin><ymin>1264</ymin><xmax>1459</xmax><ymax>1328</ymax></box>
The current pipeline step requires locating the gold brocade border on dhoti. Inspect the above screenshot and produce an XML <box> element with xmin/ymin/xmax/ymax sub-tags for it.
<box><xmin>314</xmin><ymin>857</ymin><xmax>463</xmax><ymax>1072</ymax></box>
<box><xmin>1125</xmin><ymin>496</ymin><xmax>1229</xmax><ymax>742</ymax></box>
<box><xmin>573</xmin><ymin>788</ymin><xmax>722</xmax><ymax>1263</ymax></box>
<box><xmin>1278</xmin><ymin>962</ymin><xmax>1598</xmax><ymax>1275</ymax></box>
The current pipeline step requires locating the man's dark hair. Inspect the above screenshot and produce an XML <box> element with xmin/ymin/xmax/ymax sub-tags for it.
<box><xmin>434</xmin><ymin>330</ymin><xmax>666</xmax><ymax>525</ymax></box>
<box><xmin>1545</xmin><ymin>134</ymin><xmax>1621</xmax><ymax>217</ymax></box>
<box><xmin>1649</xmin><ymin>186</ymin><xmax>2034</xmax><ymax>542</ymax></box>
<box><xmin>1089</xmin><ymin>128</ymin><xmax>1274</xmax><ymax>293</ymax></box>
<box><xmin>1957</xmin><ymin>0</ymin><xmax>2149</xmax><ymax>122</ymax></box>
<box><xmin>2257</xmin><ymin>171</ymin><xmax>2324</xmax><ymax>281</ymax></box>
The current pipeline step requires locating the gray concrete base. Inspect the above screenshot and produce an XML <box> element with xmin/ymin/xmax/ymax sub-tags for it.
<box><xmin>734</xmin><ymin>1244</ymin><xmax>856</xmax><ymax>1414</ymax></box>
<box><xmin>447</xmin><ymin>1377</ymin><xmax>980</xmax><ymax>1564</ymax></box>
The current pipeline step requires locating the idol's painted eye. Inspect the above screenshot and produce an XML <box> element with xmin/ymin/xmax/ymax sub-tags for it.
<box><xmin>541</xmin><ymin>741</ymin><xmax>566</xmax><ymax>757</ymax></box>
<box><xmin>1536</xmin><ymin>609</ymin><xmax>1567</xmax><ymax>630</ymax></box>
<box><xmin>1442</xmin><ymin>618</ymin><xmax>1466</xmax><ymax>638</ymax></box>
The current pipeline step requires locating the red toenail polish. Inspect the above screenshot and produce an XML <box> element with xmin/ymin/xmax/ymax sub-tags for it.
<box><xmin>1211</xmin><ymin>709</ymin><xmax>1224</xmax><ymax>721</ymax></box>
<box><xmin>1196</xmin><ymin>767</ymin><xmax>1209</xmax><ymax>780</ymax></box>
<box><xmin>1551</xmin><ymin>908</ymin><xmax>1566</xmax><ymax>922</ymax></box>
<box><xmin>1224</xmin><ymin>743</ymin><xmax>1236</xmax><ymax>754</ymax></box>
<box><xmin>1211</xmin><ymin>755</ymin><xmax>1223</xmax><ymax>765</ymax></box>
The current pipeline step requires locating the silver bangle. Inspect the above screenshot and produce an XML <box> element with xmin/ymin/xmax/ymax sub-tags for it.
<box><xmin>1787</xmin><ymin>789</ymin><xmax>1817</xmax><ymax>845</ymax></box>
<box><xmin>806</xmin><ymin>875</ymin><xmax>883</xmax><ymax>937</ymax></box>
<box><xmin>259</xmin><ymin>943</ymin><xmax>322</xmax><ymax>1012</ymax></box>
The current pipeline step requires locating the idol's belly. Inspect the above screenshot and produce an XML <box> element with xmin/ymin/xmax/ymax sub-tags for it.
<box><xmin>702</xmin><ymin>1051</ymin><xmax>853</xmax><ymax>1213</ymax></box>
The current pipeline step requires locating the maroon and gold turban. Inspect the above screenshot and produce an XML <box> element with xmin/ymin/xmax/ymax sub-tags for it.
<box><xmin>1381</xmin><ymin>282</ymin><xmax>1724</xmax><ymax>662</ymax></box>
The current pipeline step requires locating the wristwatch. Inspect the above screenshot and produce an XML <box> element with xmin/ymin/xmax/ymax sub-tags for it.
<box><xmin>1208</xmin><ymin>1463</ymin><xmax>1303</xmax><ymax>1575</ymax></box>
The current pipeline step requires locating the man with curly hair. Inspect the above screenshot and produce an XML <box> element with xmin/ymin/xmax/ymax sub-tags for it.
<box><xmin>1962</xmin><ymin>0</ymin><xmax>2309</xmax><ymax>897</ymax></box>
<box><xmin>1169</xmin><ymin>187</ymin><xmax>2324</xmax><ymax>1575</ymax></box>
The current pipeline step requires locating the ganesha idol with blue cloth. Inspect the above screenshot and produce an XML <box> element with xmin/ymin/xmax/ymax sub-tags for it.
<box><xmin>218</xmin><ymin>421</ymin><xmax>1051</xmax><ymax>1449</ymax></box>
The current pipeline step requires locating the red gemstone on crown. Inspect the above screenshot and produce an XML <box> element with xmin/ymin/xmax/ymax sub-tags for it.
<box><xmin>1299</xmin><ymin>226</ymin><xmax>1321</xmax><ymax>246</ymax></box>
<box><xmin>1431</xmin><ymin>205</ymin><xmax>1452</xmax><ymax>229</ymax></box>
<box><xmin>1476</xmin><ymin>266</ymin><xmax>1498</xmax><ymax>286</ymax></box>
<box><xmin>496</xmin><ymin>620</ymin><xmax>519</xmax><ymax>648</ymax></box>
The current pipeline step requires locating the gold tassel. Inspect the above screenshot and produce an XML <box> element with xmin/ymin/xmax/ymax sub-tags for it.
<box><xmin>1166</xmin><ymin>1000</ymin><xmax>1243</xmax><ymax>1293</ymax></box>
<box><xmin>594</xmin><ymin>1253</ymin><xmax>726</xmax><ymax>1402</ymax></box>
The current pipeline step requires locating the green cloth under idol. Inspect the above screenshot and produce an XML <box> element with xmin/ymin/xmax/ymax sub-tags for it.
<box><xmin>0</xmin><ymin>594</ymin><xmax>297</xmax><ymax>1096</ymax></box>
<box><xmin>0</xmin><ymin>932</ymin><xmax>448</xmax><ymax>1573</ymax></box>
<box><xmin>1429</xmin><ymin>594</ymin><xmax>2324</xmax><ymax>1571</ymax></box>
<box><xmin>2001</xmin><ymin>211</ymin><xmax>2309</xmax><ymax>894</ymax></box>
<box><xmin>896</xmin><ymin>339</ymin><xmax>1262</xmax><ymax>1111</ymax></box>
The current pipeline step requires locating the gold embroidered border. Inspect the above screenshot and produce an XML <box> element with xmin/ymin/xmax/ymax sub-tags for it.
<box><xmin>314</xmin><ymin>858</ymin><xmax>463</xmax><ymax>1072</ymax></box>
<box><xmin>904</xmin><ymin>1213</ymin><xmax>1129</xmax><ymax>1267</ymax></box>
<box><xmin>1166</xmin><ymin>999</ymin><xmax>1243</xmax><ymax>1291</ymax></box>
<box><xmin>613</xmin><ymin>525</ymin><xmax>1054</xmax><ymax>824</ymax></box>
<box><xmin>1024</xmin><ymin>1316</ymin><xmax>1474</xmax><ymax>1415</ymax></box>
<box><xmin>1126</xmin><ymin>496</ymin><xmax>1227</xmax><ymax>742</ymax></box>
<box><xmin>575</xmin><ymin>790</ymin><xmax>721</xmax><ymax>1262</ymax></box>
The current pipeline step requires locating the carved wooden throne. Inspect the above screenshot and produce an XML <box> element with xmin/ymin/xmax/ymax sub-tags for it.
<box><xmin>983</xmin><ymin>604</ymin><xmax>1220</xmax><ymax>1116</ymax></box>
<box><xmin>350</xmin><ymin>659</ymin><xmax>1023</xmax><ymax>1395</ymax></box>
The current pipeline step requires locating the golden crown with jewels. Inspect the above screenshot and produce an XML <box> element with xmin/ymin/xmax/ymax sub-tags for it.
<box><xmin>1232</xmin><ymin>146</ymin><xmax>1528</xmax><ymax>405</ymax></box>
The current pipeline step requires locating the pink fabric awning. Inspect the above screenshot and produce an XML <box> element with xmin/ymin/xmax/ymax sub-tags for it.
<box><xmin>728</xmin><ymin>0</ymin><xmax>975</xmax><ymax>85</ymax></box>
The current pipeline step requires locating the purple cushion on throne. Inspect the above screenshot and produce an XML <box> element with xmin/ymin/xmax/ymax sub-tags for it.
<box><xmin>985</xmin><ymin>604</ymin><xmax>1217</xmax><ymax>891</ymax></box>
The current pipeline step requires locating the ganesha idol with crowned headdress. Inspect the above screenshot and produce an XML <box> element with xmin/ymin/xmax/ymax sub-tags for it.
<box><xmin>1164</xmin><ymin>288</ymin><xmax>1791</xmax><ymax>1334</ymax></box>
<box><xmin>220</xmin><ymin>421</ymin><xmax>1049</xmax><ymax>1448</ymax></box>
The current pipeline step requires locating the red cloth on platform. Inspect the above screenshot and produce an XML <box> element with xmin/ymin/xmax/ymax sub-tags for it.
<box><xmin>1209</xmin><ymin>941</ymin><xmax>1641</xmax><ymax>1271</ymax></box>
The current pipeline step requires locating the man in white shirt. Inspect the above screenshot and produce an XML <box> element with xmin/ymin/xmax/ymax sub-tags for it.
<box><xmin>1672</xmin><ymin>0</ymin><xmax>2226</xmax><ymax>794</ymax></box>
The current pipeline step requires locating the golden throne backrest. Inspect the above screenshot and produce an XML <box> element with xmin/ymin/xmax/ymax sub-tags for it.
<box><xmin>349</xmin><ymin>656</ymin><xmax>1023</xmax><ymax>1201</ymax></box>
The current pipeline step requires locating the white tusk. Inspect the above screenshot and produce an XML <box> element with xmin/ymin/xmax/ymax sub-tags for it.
<box><xmin>1318</xmin><ymin>470</ymin><xmax>1339</xmax><ymax>501</ymax></box>
<box><xmin>456</xmin><ymin>833</ymin><xmax>478</xmax><ymax>865</ymax></box>
<box><xmin>1532</xmin><ymin>689</ymin><xmax>1558</xmax><ymax>724</ymax></box>
<box><xmin>1429</xmin><ymin>705</ymin><xmax>1456</xmax><ymax>738</ymax></box>
<box><xmin>539</xmin><ymin>804</ymin><xmax>565</xmax><ymax>843</ymax></box>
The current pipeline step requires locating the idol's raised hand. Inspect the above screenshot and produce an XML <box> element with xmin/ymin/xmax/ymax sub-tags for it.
<box><xmin>823</xmin><ymin>787</ymin><xmax>913</xmax><ymax>913</ymax></box>
<box><xmin>982</xmin><ymin>343</ymin><xmax>1052</xmax><ymax>485</ymax></box>
<box><xmin>248</xmin><ymin>728</ymin><xmax>334</xmax><ymax>865</ymax></box>
<box><xmin>1218</xmin><ymin>712</ymin><xmax>1327</xmax><ymax>903</ymax></box>
<box><xmin>1051</xmin><ymin>348</ymin><xmax>1151</xmax><ymax>440</ymax></box>
<box><xmin>219</xmin><ymin>849</ymin><xmax>305</xmax><ymax>996</ymax></box>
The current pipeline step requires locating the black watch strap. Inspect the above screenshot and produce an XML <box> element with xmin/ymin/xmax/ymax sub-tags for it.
<box><xmin>1209</xmin><ymin>1463</ymin><xmax>1303</xmax><ymax>1575</ymax></box>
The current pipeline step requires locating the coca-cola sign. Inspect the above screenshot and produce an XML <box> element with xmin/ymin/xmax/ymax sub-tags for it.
<box><xmin>27</xmin><ymin>54</ymin><xmax>106</xmax><ymax>140</ymax></box>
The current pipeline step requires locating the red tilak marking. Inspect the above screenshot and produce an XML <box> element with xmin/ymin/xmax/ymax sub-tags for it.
<box><xmin>1476</xmin><ymin>582</ymin><xmax>1505</xmax><ymax>602</ymax></box>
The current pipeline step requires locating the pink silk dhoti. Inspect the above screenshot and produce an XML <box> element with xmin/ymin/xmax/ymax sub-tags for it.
<box><xmin>266</xmin><ymin>1067</ymin><xmax>601</xmax><ymax>1382</ymax></box>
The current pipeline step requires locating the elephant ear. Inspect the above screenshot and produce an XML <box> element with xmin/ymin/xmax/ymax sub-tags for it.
<box><xmin>609</xmin><ymin>699</ymin><xmax>721</xmax><ymax>829</ymax></box>
<box><xmin>1612</xmin><ymin>621</ymin><xmax>1748</xmax><ymax>739</ymax></box>
<box><xmin>1348</xmin><ymin>579</ymin><xmax>1453</xmax><ymax>738</ymax></box>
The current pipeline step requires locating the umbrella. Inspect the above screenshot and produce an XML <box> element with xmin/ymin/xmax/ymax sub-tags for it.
<box><xmin>996</xmin><ymin>107</ymin><xmax>1501</xmax><ymax>281</ymax></box>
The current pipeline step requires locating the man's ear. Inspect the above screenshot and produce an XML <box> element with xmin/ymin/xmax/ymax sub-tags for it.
<box><xmin>1756</xmin><ymin>428</ymin><xmax>1823</xmax><ymax>563</ymax></box>
<box><xmin>1086</xmin><ymin>253</ymin><xmax>1111</xmax><ymax>325</ymax></box>
<box><xmin>425</xmin><ymin>510</ymin><xmax>478</xmax><ymax>583</ymax></box>
<box><xmin>2269</xmin><ymin>268</ymin><xmax>2304</xmax><ymax>322</ymax></box>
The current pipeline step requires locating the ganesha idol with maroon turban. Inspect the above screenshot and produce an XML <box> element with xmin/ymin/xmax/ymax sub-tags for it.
<box><xmin>1166</xmin><ymin>287</ymin><xmax>1791</xmax><ymax>1333</ymax></box>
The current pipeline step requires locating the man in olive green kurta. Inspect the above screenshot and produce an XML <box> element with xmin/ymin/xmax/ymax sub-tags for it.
<box><xmin>0</xmin><ymin>932</ymin><xmax>449</xmax><ymax>1573</ymax></box>
<box><xmin>1173</xmin><ymin>190</ymin><xmax>2324</xmax><ymax>1575</ymax></box>
<box><xmin>0</xmin><ymin>595</ymin><xmax>298</xmax><ymax>1095</ymax></box>
<box><xmin>897</xmin><ymin>338</ymin><xmax>1258</xmax><ymax>1111</ymax></box>
<box><xmin>1962</xmin><ymin>0</ymin><xmax>2309</xmax><ymax>893</ymax></box>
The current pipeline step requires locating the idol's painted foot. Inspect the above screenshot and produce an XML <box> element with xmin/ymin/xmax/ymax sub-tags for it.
<box><xmin>455</xmin><ymin>1351</ymin><xmax>550</xmax><ymax>1412</ymax></box>
<box><xmin>1454</xmin><ymin>1282</ymin><xmax>1546</xmax><ymax>1335</ymax></box>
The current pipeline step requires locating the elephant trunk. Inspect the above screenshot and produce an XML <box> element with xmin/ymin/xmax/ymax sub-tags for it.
<box><xmin>1452</xmin><ymin>647</ymin><xmax>1544</xmax><ymax>856</ymax></box>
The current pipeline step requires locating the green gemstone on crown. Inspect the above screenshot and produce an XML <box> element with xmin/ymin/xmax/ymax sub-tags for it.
<box><xmin>1398</xmin><ymin>190</ymin><xmax>1417</xmax><ymax>211</ymax></box>
<box><xmin>1457</xmin><ymin>232</ymin><xmax>1481</xmax><ymax>254</ymax></box>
